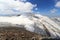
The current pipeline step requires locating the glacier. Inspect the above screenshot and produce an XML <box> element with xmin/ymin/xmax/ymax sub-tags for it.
<box><xmin>0</xmin><ymin>13</ymin><xmax>60</xmax><ymax>38</ymax></box>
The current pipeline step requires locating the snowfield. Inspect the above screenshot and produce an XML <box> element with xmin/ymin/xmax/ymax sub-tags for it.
<box><xmin>0</xmin><ymin>13</ymin><xmax>60</xmax><ymax>38</ymax></box>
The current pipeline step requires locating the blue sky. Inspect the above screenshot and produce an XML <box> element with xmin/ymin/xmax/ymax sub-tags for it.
<box><xmin>27</xmin><ymin>0</ymin><xmax>60</xmax><ymax>17</ymax></box>
<box><xmin>0</xmin><ymin>0</ymin><xmax>60</xmax><ymax>17</ymax></box>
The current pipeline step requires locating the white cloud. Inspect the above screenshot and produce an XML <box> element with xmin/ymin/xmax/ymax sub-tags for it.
<box><xmin>0</xmin><ymin>0</ymin><xmax>37</xmax><ymax>14</ymax></box>
<box><xmin>50</xmin><ymin>9</ymin><xmax>57</xmax><ymax>13</ymax></box>
<box><xmin>20</xmin><ymin>0</ymin><xmax>27</xmax><ymax>2</ymax></box>
<box><xmin>55</xmin><ymin>1</ymin><xmax>60</xmax><ymax>7</ymax></box>
<box><xmin>35</xmin><ymin>8</ymin><xmax>38</xmax><ymax>10</ymax></box>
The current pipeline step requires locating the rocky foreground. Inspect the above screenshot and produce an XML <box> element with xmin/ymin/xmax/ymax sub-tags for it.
<box><xmin>0</xmin><ymin>26</ymin><xmax>60</xmax><ymax>40</ymax></box>
<box><xmin>0</xmin><ymin>27</ymin><xmax>41</xmax><ymax>40</ymax></box>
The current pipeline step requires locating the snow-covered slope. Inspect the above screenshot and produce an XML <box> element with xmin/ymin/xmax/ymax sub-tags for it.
<box><xmin>0</xmin><ymin>13</ymin><xmax>60</xmax><ymax>38</ymax></box>
<box><xmin>51</xmin><ymin>17</ymin><xmax>60</xmax><ymax>26</ymax></box>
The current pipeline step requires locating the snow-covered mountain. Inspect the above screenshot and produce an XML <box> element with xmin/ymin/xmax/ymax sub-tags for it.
<box><xmin>0</xmin><ymin>13</ymin><xmax>60</xmax><ymax>38</ymax></box>
<box><xmin>51</xmin><ymin>17</ymin><xmax>60</xmax><ymax>26</ymax></box>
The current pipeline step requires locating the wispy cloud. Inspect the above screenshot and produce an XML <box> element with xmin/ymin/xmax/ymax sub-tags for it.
<box><xmin>55</xmin><ymin>1</ymin><xmax>60</xmax><ymax>8</ymax></box>
<box><xmin>50</xmin><ymin>9</ymin><xmax>57</xmax><ymax>14</ymax></box>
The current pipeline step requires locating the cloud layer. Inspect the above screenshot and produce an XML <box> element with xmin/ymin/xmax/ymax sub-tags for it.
<box><xmin>0</xmin><ymin>0</ymin><xmax>37</xmax><ymax>15</ymax></box>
